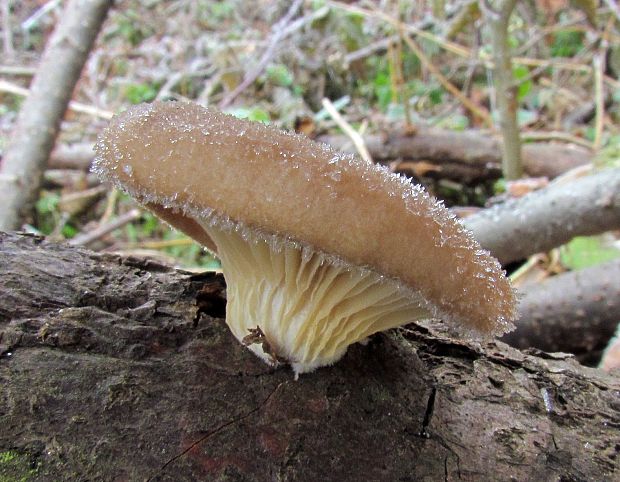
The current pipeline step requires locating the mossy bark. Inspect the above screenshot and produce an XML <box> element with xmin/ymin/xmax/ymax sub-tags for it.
<box><xmin>1</xmin><ymin>232</ymin><xmax>618</xmax><ymax>481</ymax></box>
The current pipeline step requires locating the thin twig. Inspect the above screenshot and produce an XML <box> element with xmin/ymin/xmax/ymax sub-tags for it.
<box><xmin>69</xmin><ymin>208</ymin><xmax>142</xmax><ymax>247</ymax></box>
<box><xmin>281</xmin><ymin>4</ymin><xmax>329</xmax><ymax>38</ymax></box>
<box><xmin>329</xmin><ymin>1</ymin><xmax>470</xmax><ymax>57</ymax></box>
<box><xmin>343</xmin><ymin>0</ymin><xmax>620</xmax><ymax>92</ymax></box>
<box><xmin>592</xmin><ymin>53</ymin><xmax>605</xmax><ymax>152</ymax></box>
<box><xmin>399</xmin><ymin>26</ymin><xmax>493</xmax><ymax>127</ymax></box>
<box><xmin>0</xmin><ymin>64</ymin><xmax>36</xmax><ymax>76</ymax></box>
<box><xmin>100</xmin><ymin>188</ymin><xmax>119</xmax><ymax>225</ymax></box>
<box><xmin>321</xmin><ymin>98</ymin><xmax>373</xmax><ymax>164</ymax></box>
<box><xmin>20</xmin><ymin>0</ymin><xmax>61</xmax><ymax>30</ymax></box>
<box><xmin>350</xmin><ymin>2</ymin><xmax>493</xmax><ymax>126</ymax></box>
<box><xmin>0</xmin><ymin>79</ymin><xmax>113</xmax><ymax>119</ymax></box>
<box><xmin>344</xmin><ymin>35</ymin><xmax>399</xmax><ymax>65</ymax></box>
<box><xmin>520</xmin><ymin>131</ymin><xmax>593</xmax><ymax>150</ymax></box>
<box><xmin>330</xmin><ymin>0</ymin><xmax>620</xmax><ymax>92</ymax></box>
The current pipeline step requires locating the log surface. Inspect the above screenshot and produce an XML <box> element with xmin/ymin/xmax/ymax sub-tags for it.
<box><xmin>0</xmin><ymin>232</ymin><xmax>618</xmax><ymax>481</ymax></box>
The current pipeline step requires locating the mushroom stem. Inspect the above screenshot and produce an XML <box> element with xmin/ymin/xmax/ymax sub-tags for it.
<box><xmin>200</xmin><ymin>221</ymin><xmax>429</xmax><ymax>375</ymax></box>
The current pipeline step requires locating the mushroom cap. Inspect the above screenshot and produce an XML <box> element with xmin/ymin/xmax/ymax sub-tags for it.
<box><xmin>93</xmin><ymin>101</ymin><xmax>516</xmax><ymax>336</ymax></box>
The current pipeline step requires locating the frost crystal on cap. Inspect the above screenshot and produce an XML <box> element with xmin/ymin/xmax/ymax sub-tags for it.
<box><xmin>93</xmin><ymin>101</ymin><xmax>517</xmax><ymax>375</ymax></box>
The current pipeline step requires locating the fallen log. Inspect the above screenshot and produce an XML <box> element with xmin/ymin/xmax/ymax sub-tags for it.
<box><xmin>465</xmin><ymin>168</ymin><xmax>620</xmax><ymax>264</ymax></box>
<box><xmin>50</xmin><ymin>129</ymin><xmax>591</xmax><ymax>183</ymax></box>
<box><xmin>506</xmin><ymin>258</ymin><xmax>620</xmax><ymax>365</ymax></box>
<box><xmin>0</xmin><ymin>232</ymin><xmax>618</xmax><ymax>480</ymax></box>
<box><xmin>320</xmin><ymin>128</ymin><xmax>591</xmax><ymax>182</ymax></box>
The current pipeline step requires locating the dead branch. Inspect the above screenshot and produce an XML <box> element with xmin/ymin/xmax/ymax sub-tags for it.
<box><xmin>464</xmin><ymin>168</ymin><xmax>620</xmax><ymax>264</ymax></box>
<box><xmin>51</xmin><ymin>128</ymin><xmax>591</xmax><ymax>181</ymax></box>
<box><xmin>0</xmin><ymin>79</ymin><xmax>113</xmax><ymax>120</ymax></box>
<box><xmin>68</xmin><ymin>208</ymin><xmax>141</xmax><ymax>247</ymax></box>
<box><xmin>0</xmin><ymin>0</ymin><xmax>113</xmax><ymax>231</ymax></box>
<box><xmin>321</xmin><ymin>129</ymin><xmax>590</xmax><ymax>182</ymax></box>
<box><xmin>505</xmin><ymin>258</ymin><xmax>620</xmax><ymax>365</ymax></box>
<box><xmin>0</xmin><ymin>232</ymin><xmax>618</xmax><ymax>480</ymax></box>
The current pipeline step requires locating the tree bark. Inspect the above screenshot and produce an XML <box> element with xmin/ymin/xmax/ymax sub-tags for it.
<box><xmin>507</xmin><ymin>258</ymin><xmax>620</xmax><ymax>365</ymax></box>
<box><xmin>52</xmin><ymin>133</ymin><xmax>591</xmax><ymax>182</ymax></box>
<box><xmin>320</xmin><ymin>130</ymin><xmax>590</xmax><ymax>183</ymax></box>
<box><xmin>465</xmin><ymin>168</ymin><xmax>620</xmax><ymax>264</ymax></box>
<box><xmin>0</xmin><ymin>0</ymin><xmax>113</xmax><ymax>231</ymax></box>
<box><xmin>1</xmin><ymin>232</ymin><xmax>618</xmax><ymax>481</ymax></box>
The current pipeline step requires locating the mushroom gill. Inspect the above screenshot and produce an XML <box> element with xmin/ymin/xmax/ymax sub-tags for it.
<box><xmin>93</xmin><ymin>101</ymin><xmax>516</xmax><ymax>375</ymax></box>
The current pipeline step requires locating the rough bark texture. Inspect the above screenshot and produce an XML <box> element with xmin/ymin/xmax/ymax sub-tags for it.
<box><xmin>1</xmin><ymin>232</ymin><xmax>619</xmax><ymax>481</ymax></box>
<box><xmin>0</xmin><ymin>0</ymin><xmax>113</xmax><ymax>231</ymax></box>
<box><xmin>465</xmin><ymin>168</ymin><xmax>620</xmax><ymax>264</ymax></box>
<box><xmin>507</xmin><ymin>258</ymin><xmax>620</xmax><ymax>365</ymax></box>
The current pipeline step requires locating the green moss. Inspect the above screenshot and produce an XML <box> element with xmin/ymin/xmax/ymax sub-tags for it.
<box><xmin>0</xmin><ymin>450</ymin><xmax>38</xmax><ymax>482</ymax></box>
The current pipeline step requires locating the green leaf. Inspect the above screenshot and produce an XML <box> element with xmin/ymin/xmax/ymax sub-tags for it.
<box><xmin>124</xmin><ymin>82</ymin><xmax>159</xmax><ymax>104</ymax></box>
<box><xmin>372</xmin><ymin>71</ymin><xmax>392</xmax><ymax>111</ymax></box>
<box><xmin>61</xmin><ymin>223</ymin><xmax>78</xmax><ymax>239</ymax></box>
<box><xmin>35</xmin><ymin>192</ymin><xmax>60</xmax><ymax>215</ymax></box>
<box><xmin>228</xmin><ymin>106</ymin><xmax>271</xmax><ymax>123</ymax></box>
<box><xmin>513</xmin><ymin>65</ymin><xmax>532</xmax><ymax>101</ymax></box>
<box><xmin>429</xmin><ymin>87</ymin><xmax>443</xmax><ymax>105</ymax></box>
<box><xmin>266</xmin><ymin>64</ymin><xmax>294</xmax><ymax>87</ymax></box>
<box><xmin>584</xmin><ymin>126</ymin><xmax>596</xmax><ymax>142</ymax></box>
<box><xmin>560</xmin><ymin>235</ymin><xmax>620</xmax><ymax>270</ymax></box>
<box><xmin>593</xmin><ymin>136</ymin><xmax>620</xmax><ymax>168</ymax></box>
<box><xmin>550</xmin><ymin>30</ymin><xmax>584</xmax><ymax>58</ymax></box>
<box><xmin>493</xmin><ymin>178</ymin><xmax>507</xmax><ymax>194</ymax></box>
<box><xmin>141</xmin><ymin>212</ymin><xmax>159</xmax><ymax>237</ymax></box>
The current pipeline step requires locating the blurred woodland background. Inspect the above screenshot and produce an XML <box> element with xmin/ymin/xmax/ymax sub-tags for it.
<box><xmin>1</xmin><ymin>1</ymin><xmax>620</xmax><ymax>367</ymax></box>
<box><xmin>2</xmin><ymin>1</ymin><xmax>620</xmax><ymax>479</ymax></box>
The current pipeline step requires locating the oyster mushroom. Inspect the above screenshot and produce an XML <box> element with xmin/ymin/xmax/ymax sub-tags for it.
<box><xmin>93</xmin><ymin>101</ymin><xmax>516</xmax><ymax>375</ymax></box>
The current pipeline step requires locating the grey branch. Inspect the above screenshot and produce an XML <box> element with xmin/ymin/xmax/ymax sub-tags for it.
<box><xmin>464</xmin><ymin>169</ymin><xmax>620</xmax><ymax>264</ymax></box>
<box><xmin>505</xmin><ymin>258</ymin><xmax>620</xmax><ymax>364</ymax></box>
<box><xmin>68</xmin><ymin>208</ymin><xmax>142</xmax><ymax>247</ymax></box>
<box><xmin>0</xmin><ymin>0</ymin><xmax>113</xmax><ymax>231</ymax></box>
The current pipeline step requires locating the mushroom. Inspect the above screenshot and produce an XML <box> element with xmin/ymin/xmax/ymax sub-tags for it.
<box><xmin>93</xmin><ymin>101</ymin><xmax>516</xmax><ymax>375</ymax></box>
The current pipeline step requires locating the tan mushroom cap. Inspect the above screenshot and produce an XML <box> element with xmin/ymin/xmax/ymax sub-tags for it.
<box><xmin>93</xmin><ymin>101</ymin><xmax>515</xmax><ymax>354</ymax></box>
